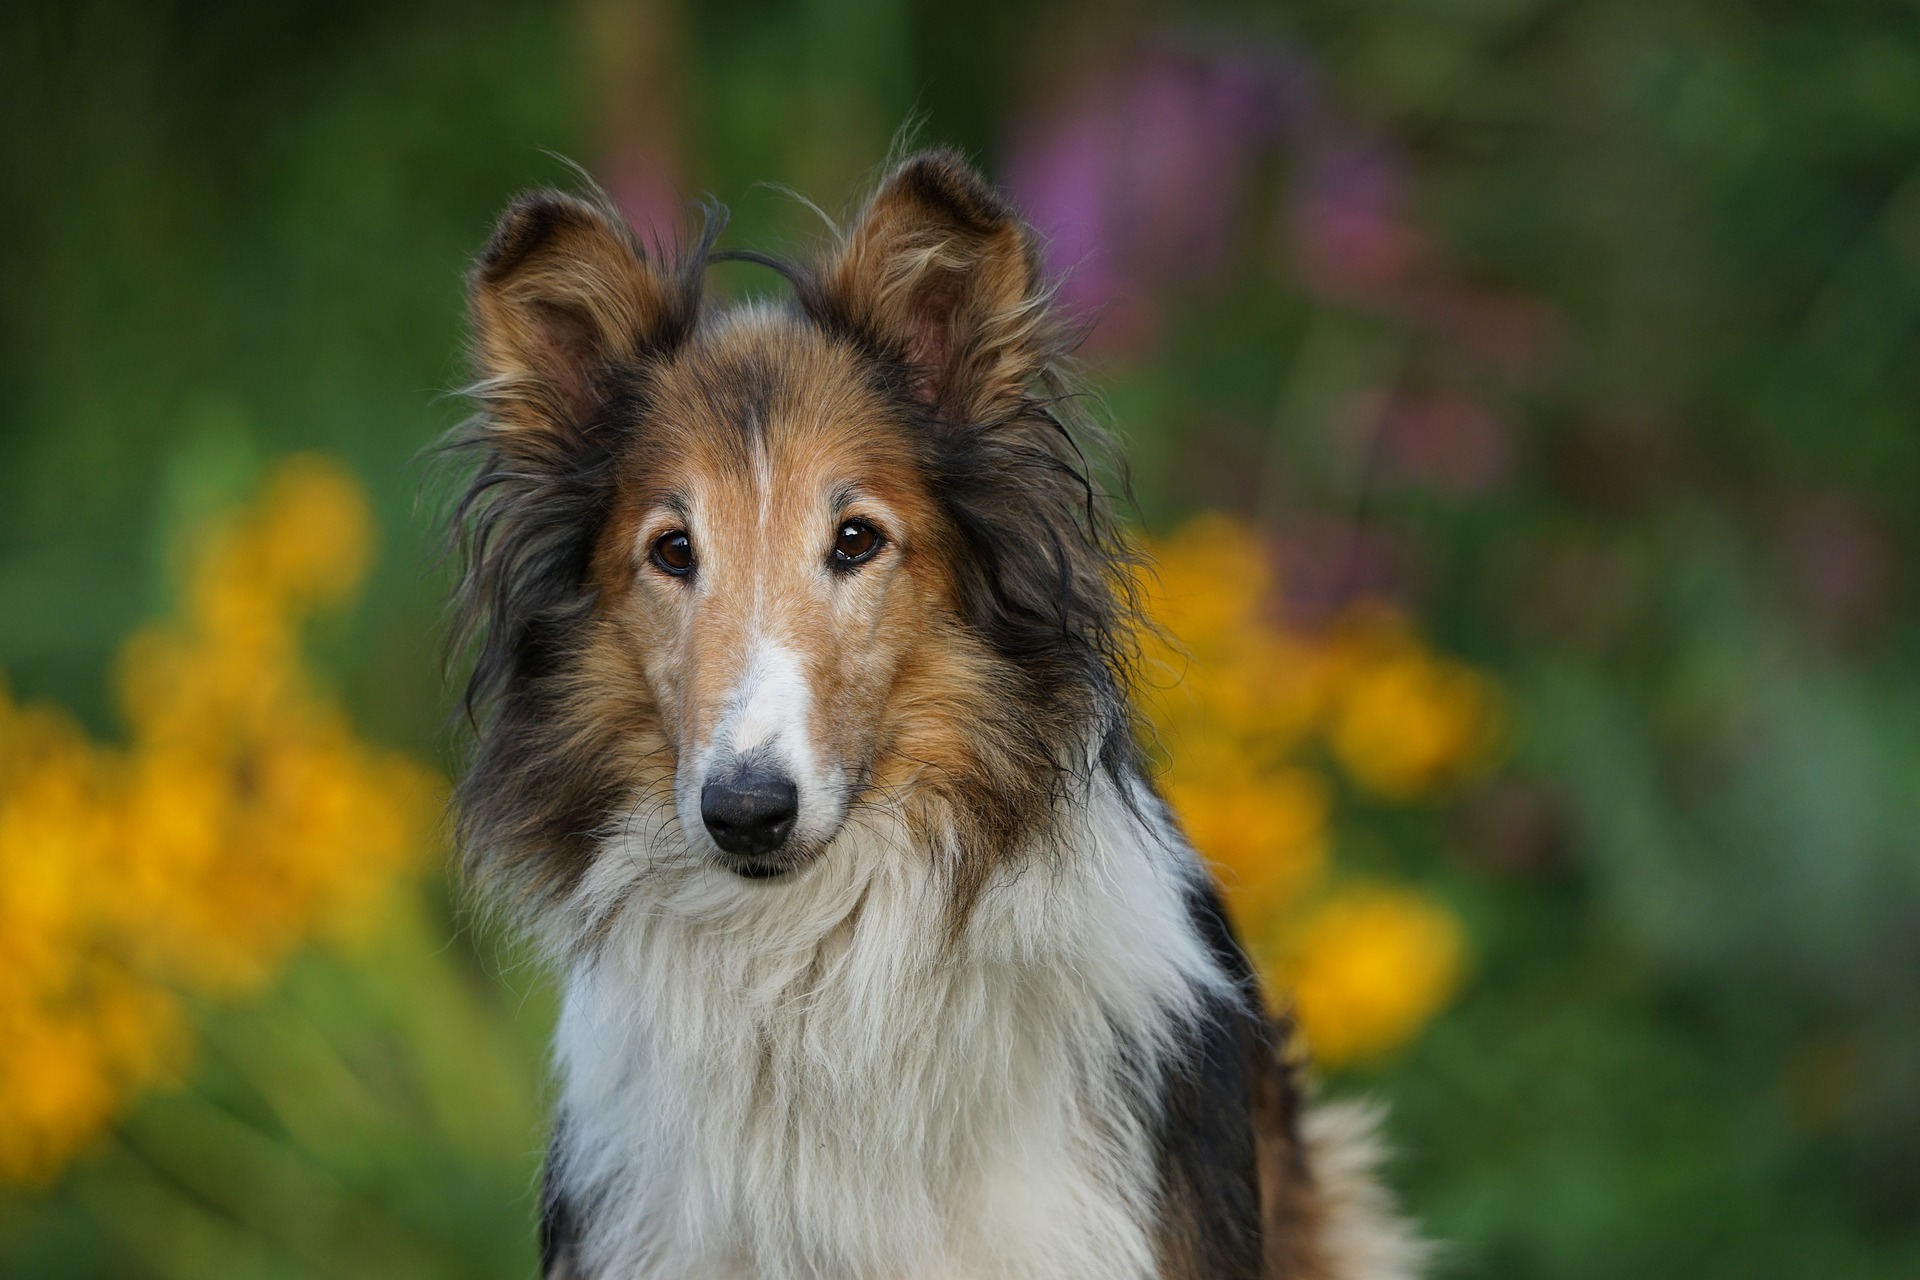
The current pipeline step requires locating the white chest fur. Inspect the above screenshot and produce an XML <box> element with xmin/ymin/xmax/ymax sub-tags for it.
<box><xmin>548</xmin><ymin>780</ymin><xmax>1228</xmax><ymax>1280</ymax></box>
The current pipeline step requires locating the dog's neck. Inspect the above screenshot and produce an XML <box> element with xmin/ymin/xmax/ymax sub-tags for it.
<box><xmin>543</xmin><ymin>770</ymin><xmax>1230</xmax><ymax>1280</ymax></box>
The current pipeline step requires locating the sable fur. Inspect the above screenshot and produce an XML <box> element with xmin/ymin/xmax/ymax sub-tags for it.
<box><xmin>444</xmin><ymin>147</ymin><xmax>1423</xmax><ymax>1279</ymax></box>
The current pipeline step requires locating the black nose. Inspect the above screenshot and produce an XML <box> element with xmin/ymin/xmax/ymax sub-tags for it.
<box><xmin>700</xmin><ymin>765</ymin><xmax>799</xmax><ymax>858</ymax></box>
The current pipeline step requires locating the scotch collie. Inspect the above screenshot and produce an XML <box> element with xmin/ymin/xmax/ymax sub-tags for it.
<box><xmin>447</xmin><ymin>148</ymin><xmax>1423</xmax><ymax>1280</ymax></box>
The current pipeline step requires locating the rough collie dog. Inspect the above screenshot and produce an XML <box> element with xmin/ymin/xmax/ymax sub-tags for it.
<box><xmin>447</xmin><ymin>148</ymin><xmax>1423</xmax><ymax>1280</ymax></box>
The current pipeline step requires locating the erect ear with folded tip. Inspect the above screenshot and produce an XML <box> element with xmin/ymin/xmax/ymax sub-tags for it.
<box><xmin>468</xmin><ymin>191</ymin><xmax>697</xmax><ymax>434</ymax></box>
<box><xmin>811</xmin><ymin>149</ymin><xmax>1048</xmax><ymax>422</ymax></box>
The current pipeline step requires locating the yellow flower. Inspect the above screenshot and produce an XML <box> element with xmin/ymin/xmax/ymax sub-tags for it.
<box><xmin>0</xmin><ymin>455</ymin><xmax>437</xmax><ymax>1183</ymax></box>
<box><xmin>1167</xmin><ymin>766</ymin><xmax>1330</xmax><ymax>925</ymax></box>
<box><xmin>252</xmin><ymin>454</ymin><xmax>375</xmax><ymax>606</ymax></box>
<box><xmin>1283</xmin><ymin>884</ymin><xmax>1466</xmax><ymax>1067</ymax></box>
<box><xmin>1323</xmin><ymin>609</ymin><xmax>1503</xmax><ymax>801</ymax></box>
<box><xmin>1139</xmin><ymin>515</ymin><xmax>1489</xmax><ymax>1071</ymax></box>
<box><xmin>1140</xmin><ymin>513</ymin><xmax>1275</xmax><ymax>650</ymax></box>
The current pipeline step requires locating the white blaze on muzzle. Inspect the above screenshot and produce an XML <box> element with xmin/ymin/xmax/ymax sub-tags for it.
<box><xmin>686</xmin><ymin>643</ymin><xmax>838</xmax><ymax>860</ymax></box>
<box><xmin>715</xmin><ymin>644</ymin><xmax>813</xmax><ymax>763</ymax></box>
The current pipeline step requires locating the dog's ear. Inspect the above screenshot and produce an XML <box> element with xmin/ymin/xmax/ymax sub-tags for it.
<box><xmin>812</xmin><ymin>149</ymin><xmax>1046</xmax><ymax>422</ymax></box>
<box><xmin>469</xmin><ymin>191</ymin><xmax>696</xmax><ymax>432</ymax></box>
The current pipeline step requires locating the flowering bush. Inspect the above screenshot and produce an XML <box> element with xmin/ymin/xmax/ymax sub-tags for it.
<box><xmin>0</xmin><ymin>457</ymin><xmax>438</xmax><ymax>1182</ymax></box>
<box><xmin>1141</xmin><ymin>514</ymin><xmax>1497</xmax><ymax>1066</ymax></box>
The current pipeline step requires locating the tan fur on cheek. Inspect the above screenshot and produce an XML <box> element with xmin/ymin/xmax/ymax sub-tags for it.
<box><xmin>630</xmin><ymin>603</ymin><xmax>691</xmax><ymax>749</ymax></box>
<box><xmin>865</xmin><ymin>590</ymin><xmax>1063</xmax><ymax>923</ymax></box>
<box><xmin>587</xmin><ymin>518</ymin><xmax>668</xmax><ymax>695</ymax></box>
<box><xmin>789</xmin><ymin>556</ymin><xmax>909</xmax><ymax>796</ymax></box>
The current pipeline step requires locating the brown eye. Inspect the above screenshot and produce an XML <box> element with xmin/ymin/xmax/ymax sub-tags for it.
<box><xmin>651</xmin><ymin>530</ymin><xmax>694</xmax><ymax>576</ymax></box>
<box><xmin>831</xmin><ymin>519</ymin><xmax>883</xmax><ymax>568</ymax></box>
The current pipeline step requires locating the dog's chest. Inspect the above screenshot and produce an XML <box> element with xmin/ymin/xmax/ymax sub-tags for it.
<box><xmin>548</xmin><ymin>798</ymin><xmax>1221</xmax><ymax>1279</ymax></box>
<box><xmin>548</xmin><ymin>872</ymin><xmax>1210</xmax><ymax>1277</ymax></box>
<box><xmin>556</xmin><ymin>952</ymin><xmax>1162</xmax><ymax>1278</ymax></box>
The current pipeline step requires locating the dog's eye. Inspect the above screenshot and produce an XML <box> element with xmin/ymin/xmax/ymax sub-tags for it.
<box><xmin>831</xmin><ymin>519</ymin><xmax>883</xmax><ymax>568</ymax></box>
<box><xmin>651</xmin><ymin>530</ymin><xmax>695</xmax><ymax>576</ymax></box>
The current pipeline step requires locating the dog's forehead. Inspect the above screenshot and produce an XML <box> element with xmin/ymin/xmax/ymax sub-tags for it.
<box><xmin>652</xmin><ymin>308</ymin><xmax>869</xmax><ymax>438</ymax></box>
<box><xmin>630</xmin><ymin>306</ymin><xmax>918</xmax><ymax>499</ymax></box>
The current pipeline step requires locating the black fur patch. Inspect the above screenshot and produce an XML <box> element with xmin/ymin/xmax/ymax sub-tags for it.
<box><xmin>539</xmin><ymin>1119</ymin><xmax>579</xmax><ymax>1278</ymax></box>
<box><xmin>1150</xmin><ymin>879</ymin><xmax>1271</xmax><ymax>1279</ymax></box>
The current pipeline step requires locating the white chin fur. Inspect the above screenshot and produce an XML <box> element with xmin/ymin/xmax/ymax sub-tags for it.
<box><xmin>550</xmin><ymin>771</ymin><xmax>1234</xmax><ymax>1280</ymax></box>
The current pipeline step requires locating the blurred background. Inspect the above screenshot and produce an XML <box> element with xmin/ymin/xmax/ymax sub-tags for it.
<box><xmin>2</xmin><ymin>0</ymin><xmax>1917</xmax><ymax>1276</ymax></box>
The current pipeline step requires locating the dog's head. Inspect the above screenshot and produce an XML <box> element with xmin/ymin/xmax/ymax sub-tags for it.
<box><xmin>449</xmin><ymin>150</ymin><xmax>1138</xmax><ymax>924</ymax></box>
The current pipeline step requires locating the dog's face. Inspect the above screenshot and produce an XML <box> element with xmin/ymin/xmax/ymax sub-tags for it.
<box><xmin>454</xmin><ymin>151</ymin><xmax>1134</xmax><ymax>914</ymax></box>
<box><xmin>589</xmin><ymin>322</ymin><xmax>947</xmax><ymax>877</ymax></box>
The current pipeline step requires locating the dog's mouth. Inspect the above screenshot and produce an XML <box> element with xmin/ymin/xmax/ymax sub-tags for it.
<box><xmin>723</xmin><ymin>856</ymin><xmax>797</xmax><ymax>881</ymax></box>
<box><xmin>716</xmin><ymin>841</ymin><xmax>826</xmax><ymax>882</ymax></box>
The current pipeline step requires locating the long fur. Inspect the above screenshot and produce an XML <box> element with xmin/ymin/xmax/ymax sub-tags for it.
<box><xmin>551</xmin><ymin>773</ymin><xmax>1224</xmax><ymax>1278</ymax></box>
<box><xmin>444</xmin><ymin>148</ymin><xmax>1423</xmax><ymax>1280</ymax></box>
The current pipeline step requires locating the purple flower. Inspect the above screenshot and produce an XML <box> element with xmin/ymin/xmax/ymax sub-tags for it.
<box><xmin>1003</xmin><ymin>45</ymin><xmax>1313</xmax><ymax>354</ymax></box>
<box><xmin>1289</xmin><ymin>136</ymin><xmax>1422</xmax><ymax>302</ymax></box>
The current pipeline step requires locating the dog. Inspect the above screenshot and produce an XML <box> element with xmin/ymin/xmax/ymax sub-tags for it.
<box><xmin>446</xmin><ymin>147</ymin><xmax>1424</xmax><ymax>1280</ymax></box>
